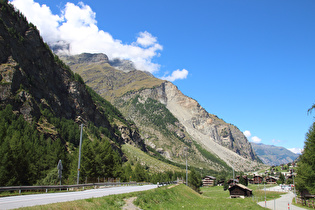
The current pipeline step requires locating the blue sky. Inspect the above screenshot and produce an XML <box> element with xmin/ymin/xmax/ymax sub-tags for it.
<box><xmin>11</xmin><ymin>0</ymin><xmax>315</xmax><ymax>153</ymax></box>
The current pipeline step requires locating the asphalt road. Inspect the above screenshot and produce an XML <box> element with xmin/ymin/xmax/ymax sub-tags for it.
<box><xmin>257</xmin><ymin>187</ymin><xmax>306</xmax><ymax>210</ymax></box>
<box><xmin>0</xmin><ymin>185</ymin><xmax>157</xmax><ymax>210</ymax></box>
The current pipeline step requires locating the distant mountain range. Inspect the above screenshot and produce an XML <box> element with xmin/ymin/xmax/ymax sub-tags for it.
<box><xmin>250</xmin><ymin>142</ymin><xmax>299</xmax><ymax>166</ymax></box>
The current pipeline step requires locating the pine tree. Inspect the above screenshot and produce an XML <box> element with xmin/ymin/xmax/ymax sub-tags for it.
<box><xmin>296</xmin><ymin>120</ymin><xmax>315</xmax><ymax>194</ymax></box>
<box><xmin>122</xmin><ymin>163</ymin><xmax>133</xmax><ymax>182</ymax></box>
<box><xmin>188</xmin><ymin>169</ymin><xmax>202</xmax><ymax>192</ymax></box>
<box><xmin>134</xmin><ymin>162</ymin><xmax>146</xmax><ymax>182</ymax></box>
<box><xmin>81</xmin><ymin>140</ymin><xmax>96</xmax><ymax>181</ymax></box>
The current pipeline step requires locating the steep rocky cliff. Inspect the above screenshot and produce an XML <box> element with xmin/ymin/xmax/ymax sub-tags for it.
<box><xmin>0</xmin><ymin>2</ymin><xmax>145</xmax><ymax>151</ymax></box>
<box><xmin>61</xmin><ymin>53</ymin><xmax>263</xmax><ymax>171</ymax></box>
<box><xmin>121</xmin><ymin>82</ymin><xmax>261</xmax><ymax>171</ymax></box>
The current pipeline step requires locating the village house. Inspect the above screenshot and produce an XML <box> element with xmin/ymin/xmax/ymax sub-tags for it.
<box><xmin>228</xmin><ymin>184</ymin><xmax>253</xmax><ymax>198</ymax></box>
<box><xmin>202</xmin><ymin>176</ymin><xmax>216</xmax><ymax>186</ymax></box>
<box><xmin>248</xmin><ymin>178</ymin><xmax>254</xmax><ymax>184</ymax></box>
<box><xmin>265</xmin><ymin>176</ymin><xmax>278</xmax><ymax>184</ymax></box>
<box><xmin>217</xmin><ymin>179</ymin><xmax>225</xmax><ymax>186</ymax></box>
<box><xmin>227</xmin><ymin>179</ymin><xmax>239</xmax><ymax>186</ymax></box>
<box><xmin>253</xmin><ymin>175</ymin><xmax>263</xmax><ymax>184</ymax></box>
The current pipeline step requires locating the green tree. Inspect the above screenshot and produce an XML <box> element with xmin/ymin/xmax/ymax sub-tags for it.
<box><xmin>296</xmin><ymin>117</ymin><xmax>315</xmax><ymax>194</ymax></box>
<box><xmin>278</xmin><ymin>173</ymin><xmax>285</xmax><ymax>184</ymax></box>
<box><xmin>188</xmin><ymin>168</ymin><xmax>202</xmax><ymax>192</ymax></box>
<box><xmin>239</xmin><ymin>173</ymin><xmax>247</xmax><ymax>186</ymax></box>
<box><xmin>122</xmin><ymin>163</ymin><xmax>133</xmax><ymax>182</ymax></box>
<box><xmin>80</xmin><ymin>140</ymin><xmax>96</xmax><ymax>182</ymax></box>
<box><xmin>223</xmin><ymin>178</ymin><xmax>229</xmax><ymax>191</ymax></box>
<box><xmin>134</xmin><ymin>162</ymin><xmax>146</xmax><ymax>182</ymax></box>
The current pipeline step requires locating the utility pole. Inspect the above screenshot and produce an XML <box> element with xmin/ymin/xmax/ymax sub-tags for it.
<box><xmin>233</xmin><ymin>167</ymin><xmax>235</xmax><ymax>185</ymax></box>
<box><xmin>293</xmin><ymin>174</ymin><xmax>297</xmax><ymax>203</ymax></box>
<box><xmin>264</xmin><ymin>183</ymin><xmax>266</xmax><ymax>208</ymax></box>
<box><xmin>77</xmin><ymin>124</ymin><xmax>83</xmax><ymax>185</ymax></box>
<box><xmin>184</xmin><ymin>147</ymin><xmax>188</xmax><ymax>186</ymax></box>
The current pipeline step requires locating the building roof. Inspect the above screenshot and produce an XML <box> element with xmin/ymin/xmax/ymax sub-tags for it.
<box><xmin>229</xmin><ymin>184</ymin><xmax>253</xmax><ymax>192</ymax></box>
<box><xmin>203</xmin><ymin>176</ymin><xmax>216</xmax><ymax>180</ymax></box>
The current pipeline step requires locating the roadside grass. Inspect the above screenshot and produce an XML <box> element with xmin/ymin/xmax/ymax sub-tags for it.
<box><xmin>247</xmin><ymin>184</ymin><xmax>286</xmax><ymax>202</ymax></box>
<box><xmin>134</xmin><ymin>185</ymin><xmax>265</xmax><ymax>209</ymax></box>
<box><xmin>19</xmin><ymin>192</ymin><xmax>137</xmax><ymax>210</ymax></box>
<box><xmin>18</xmin><ymin>184</ymin><xmax>288</xmax><ymax>210</ymax></box>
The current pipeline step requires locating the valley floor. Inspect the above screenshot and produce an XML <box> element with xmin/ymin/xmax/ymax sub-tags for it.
<box><xmin>1</xmin><ymin>184</ymin><xmax>306</xmax><ymax>210</ymax></box>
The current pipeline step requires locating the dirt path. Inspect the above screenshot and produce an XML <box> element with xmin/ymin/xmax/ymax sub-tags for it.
<box><xmin>122</xmin><ymin>197</ymin><xmax>141</xmax><ymax>210</ymax></box>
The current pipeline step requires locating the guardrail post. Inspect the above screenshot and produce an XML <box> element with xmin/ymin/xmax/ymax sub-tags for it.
<box><xmin>19</xmin><ymin>189</ymin><xmax>21</xmax><ymax>194</ymax></box>
<box><xmin>46</xmin><ymin>189</ymin><xmax>47</xmax><ymax>193</ymax></box>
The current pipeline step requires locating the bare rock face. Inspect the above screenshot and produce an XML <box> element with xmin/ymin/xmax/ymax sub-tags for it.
<box><xmin>59</xmin><ymin>53</ymin><xmax>109</xmax><ymax>65</ymax></box>
<box><xmin>121</xmin><ymin>81</ymin><xmax>261</xmax><ymax>171</ymax></box>
<box><xmin>118</xmin><ymin>124</ymin><xmax>146</xmax><ymax>151</ymax></box>
<box><xmin>162</xmin><ymin>82</ymin><xmax>260</xmax><ymax>170</ymax></box>
<box><xmin>109</xmin><ymin>58</ymin><xmax>136</xmax><ymax>72</ymax></box>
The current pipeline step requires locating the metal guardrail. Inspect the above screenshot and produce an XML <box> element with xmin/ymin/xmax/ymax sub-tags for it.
<box><xmin>0</xmin><ymin>182</ymin><xmax>150</xmax><ymax>193</ymax></box>
<box><xmin>157</xmin><ymin>181</ymin><xmax>178</xmax><ymax>187</ymax></box>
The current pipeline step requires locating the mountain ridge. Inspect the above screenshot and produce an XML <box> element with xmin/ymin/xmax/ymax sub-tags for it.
<box><xmin>250</xmin><ymin>142</ymin><xmax>299</xmax><ymax>166</ymax></box>
<box><xmin>61</xmin><ymin>52</ymin><xmax>264</xmax><ymax>171</ymax></box>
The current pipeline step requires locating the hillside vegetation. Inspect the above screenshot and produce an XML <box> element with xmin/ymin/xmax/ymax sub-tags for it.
<box><xmin>0</xmin><ymin>1</ymin><xmax>186</xmax><ymax>187</ymax></box>
<box><xmin>20</xmin><ymin>185</ymin><xmax>271</xmax><ymax>210</ymax></box>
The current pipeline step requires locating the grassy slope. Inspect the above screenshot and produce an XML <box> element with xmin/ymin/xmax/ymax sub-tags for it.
<box><xmin>68</xmin><ymin>62</ymin><xmax>163</xmax><ymax>102</ymax></box>
<box><xmin>21</xmin><ymin>185</ymin><xmax>280</xmax><ymax>210</ymax></box>
<box><xmin>122</xmin><ymin>143</ymin><xmax>184</xmax><ymax>173</ymax></box>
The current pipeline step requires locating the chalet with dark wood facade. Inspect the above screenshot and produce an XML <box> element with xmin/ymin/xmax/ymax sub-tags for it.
<box><xmin>202</xmin><ymin>176</ymin><xmax>216</xmax><ymax>186</ymax></box>
<box><xmin>266</xmin><ymin>176</ymin><xmax>278</xmax><ymax>184</ymax></box>
<box><xmin>253</xmin><ymin>175</ymin><xmax>263</xmax><ymax>184</ymax></box>
<box><xmin>228</xmin><ymin>184</ymin><xmax>253</xmax><ymax>197</ymax></box>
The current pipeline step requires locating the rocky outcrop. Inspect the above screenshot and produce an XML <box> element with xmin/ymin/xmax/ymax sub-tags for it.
<box><xmin>121</xmin><ymin>81</ymin><xmax>261</xmax><ymax>171</ymax></box>
<box><xmin>0</xmin><ymin>2</ymin><xmax>146</xmax><ymax>150</ymax></box>
<box><xmin>60</xmin><ymin>53</ymin><xmax>109</xmax><ymax>65</ymax></box>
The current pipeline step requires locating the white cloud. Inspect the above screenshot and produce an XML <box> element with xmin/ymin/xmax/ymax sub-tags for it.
<box><xmin>136</xmin><ymin>31</ymin><xmax>158</xmax><ymax>48</ymax></box>
<box><xmin>288</xmin><ymin>148</ymin><xmax>303</xmax><ymax>154</ymax></box>
<box><xmin>11</xmin><ymin>0</ymin><xmax>61</xmax><ymax>44</ymax></box>
<box><xmin>251</xmin><ymin>136</ymin><xmax>262</xmax><ymax>143</ymax></box>
<box><xmin>161</xmin><ymin>69</ymin><xmax>189</xmax><ymax>82</ymax></box>
<box><xmin>11</xmin><ymin>0</ymin><xmax>163</xmax><ymax>73</ymax></box>
<box><xmin>243</xmin><ymin>130</ymin><xmax>251</xmax><ymax>138</ymax></box>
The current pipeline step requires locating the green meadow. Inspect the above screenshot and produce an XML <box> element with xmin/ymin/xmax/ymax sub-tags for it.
<box><xmin>19</xmin><ymin>184</ymin><xmax>288</xmax><ymax>210</ymax></box>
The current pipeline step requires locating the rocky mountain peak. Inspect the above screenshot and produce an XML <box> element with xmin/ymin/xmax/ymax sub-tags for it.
<box><xmin>59</xmin><ymin>53</ymin><xmax>109</xmax><ymax>65</ymax></box>
<box><xmin>109</xmin><ymin>58</ymin><xmax>136</xmax><ymax>72</ymax></box>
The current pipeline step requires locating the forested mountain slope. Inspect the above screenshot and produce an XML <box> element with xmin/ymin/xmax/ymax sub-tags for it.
<box><xmin>61</xmin><ymin>53</ymin><xmax>264</xmax><ymax>171</ymax></box>
<box><xmin>0</xmin><ymin>1</ymin><xmax>148</xmax><ymax>186</ymax></box>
